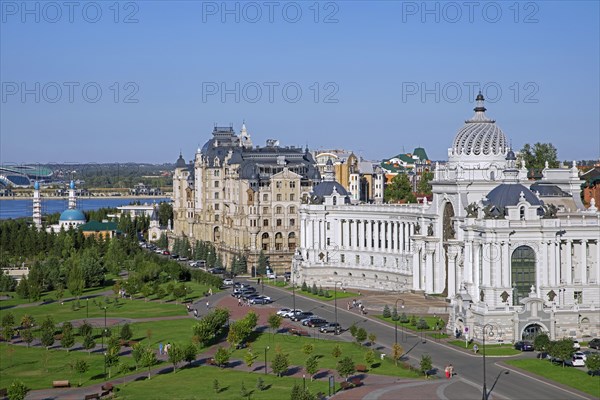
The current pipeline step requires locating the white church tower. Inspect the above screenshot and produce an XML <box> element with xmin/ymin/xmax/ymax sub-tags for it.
<box><xmin>32</xmin><ymin>181</ymin><xmax>42</xmax><ymax>230</ymax></box>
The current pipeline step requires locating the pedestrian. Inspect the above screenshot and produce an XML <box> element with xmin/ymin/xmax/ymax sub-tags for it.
<box><xmin>473</xmin><ymin>344</ymin><xmax>479</xmax><ymax>354</ymax></box>
<box><xmin>238</xmin><ymin>298</ymin><xmax>242</xmax><ymax>306</ymax></box>
<box><xmin>208</xmin><ymin>288</ymin><xmax>213</xmax><ymax>296</ymax></box>
<box><xmin>257</xmin><ymin>278</ymin><xmax>261</xmax><ymax>285</ymax></box>
<box><xmin>193</xmin><ymin>309</ymin><xmax>198</xmax><ymax>318</ymax></box>
<box><xmin>448</xmin><ymin>364</ymin><xmax>454</xmax><ymax>377</ymax></box>
<box><xmin>159</xmin><ymin>342</ymin><xmax>163</xmax><ymax>355</ymax></box>
<box><xmin>347</xmin><ymin>302</ymin><xmax>350</xmax><ymax>310</ymax></box>
<box><xmin>206</xmin><ymin>300</ymin><xmax>210</xmax><ymax>309</ymax></box>
<box><xmin>165</xmin><ymin>342</ymin><xmax>171</xmax><ymax>355</ymax></box>
<box><xmin>445</xmin><ymin>365</ymin><xmax>450</xmax><ymax>379</ymax></box>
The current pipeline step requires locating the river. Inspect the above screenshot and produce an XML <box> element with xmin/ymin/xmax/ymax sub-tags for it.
<box><xmin>0</xmin><ymin>198</ymin><xmax>171</xmax><ymax>220</ymax></box>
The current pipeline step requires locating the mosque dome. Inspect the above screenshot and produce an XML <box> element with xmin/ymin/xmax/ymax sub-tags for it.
<box><xmin>59</xmin><ymin>209</ymin><xmax>86</xmax><ymax>222</ymax></box>
<box><xmin>34</xmin><ymin>181</ymin><xmax>40</xmax><ymax>190</ymax></box>
<box><xmin>452</xmin><ymin>92</ymin><xmax>508</xmax><ymax>156</ymax></box>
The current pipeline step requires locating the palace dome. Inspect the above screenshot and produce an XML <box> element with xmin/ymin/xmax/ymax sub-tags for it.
<box><xmin>452</xmin><ymin>92</ymin><xmax>508</xmax><ymax>156</ymax></box>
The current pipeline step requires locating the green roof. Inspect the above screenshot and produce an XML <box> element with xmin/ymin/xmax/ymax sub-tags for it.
<box><xmin>79</xmin><ymin>221</ymin><xmax>118</xmax><ymax>232</ymax></box>
<box><xmin>412</xmin><ymin>147</ymin><xmax>429</xmax><ymax>161</ymax></box>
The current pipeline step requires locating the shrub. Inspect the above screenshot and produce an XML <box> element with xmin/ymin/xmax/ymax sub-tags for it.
<box><xmin>399</xmin><ymin>312</ymin><xmax>409</xmax><ymax>323</ymax></box>
<box><xmin>416</xmin><ymin>318</ymin><xmax>430</xmax><ymax>330</ymax></box>
<box><xmin>301</xmin><ymin>281</ymin><xmax>308</xmax><ymax>291</ymax></box>
<box><xmin>311</xmin><ymin>283</ymin><xmax>318</xmax><ymax>295</ymax></box>
<box><xmin>410</xmin><ymin>315</ymin><xmax>417</xmax><ymax>326</ymax></box>
<box><xmin>7</xmin><ymin>380</ymin><xmax>29</xmax><ymax>400</ymax></box>
<box><xmin>382</xmin><ymin>305</ymin><xmax>391</xmax><ymax>318</ymax></box>
<box><xmin>391</xmin><ymin>307</ymin><xmax>399</xmax><ymax>321</ymax></box>
<box><xmin>120</xmin><ymin>323</ymin><xmax>133</xmax><ymax>341</ymax></box>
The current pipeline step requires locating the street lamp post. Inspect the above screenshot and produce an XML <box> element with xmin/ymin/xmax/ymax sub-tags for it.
<box><xmin>394</xmin><ymin>299</ymin><xmax>405</xmax><ymax>346</ymax></box>
<box><xmin>292</xmin><ymin>251</ymin><xmax>302</xmax><ymax>317</ymax></box>
<box><xmin>334</xmin><ymin>281</ymin><xmax>343</xmax><ymax>335</ymax></box>
<box><xmin>264</xmin><ymin>346</ymin><xmax>270</xmax><ymax>375</ymax></box>
<box><xmin>481</xmin><ymin>323</ymin><xmax>500</xmax><ymax>400</ymax></box>
<box><xmin>86</xmin><ymin>298</ymin><xmax>89</xmax><ymax>319</ymax></box>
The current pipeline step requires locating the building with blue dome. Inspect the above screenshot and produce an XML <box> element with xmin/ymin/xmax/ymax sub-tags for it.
<box><xmin>46</xmin><ymin>180</ymin><xmax>86</xmax><ymax>232</ymax></box>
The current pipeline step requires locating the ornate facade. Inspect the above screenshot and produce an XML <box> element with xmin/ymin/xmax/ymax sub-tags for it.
<box><xmin>172</xmin><ymin>124</ymin><xmax>320</xmax><ymax>272</ymax></box>
<box><xmin>298</xmin><ymin>94</ymin><xmax>600</xmax><ymax>343</ymax></box>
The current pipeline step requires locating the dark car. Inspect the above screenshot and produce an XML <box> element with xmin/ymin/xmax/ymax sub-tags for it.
<box><xmin>307</xmin><ymin>318</ymin><xmax>328</xmax><ymax>328</ymax></box>
<box><xmin>250</xmin><ymin>297</ymin><xmax>272</xmax><ymax>305</ymax></box>
<box><xmin>209</xmin><ymin>268</ymin><xmax>226</xmax><ymax>274</ymax></box>
<box><xmin>514</xmin><ymin>341</ymin><xmax>534</xmax><ymax>351</ymax></box>
<box><xmin>291</xmin><ymin>311</ymin><xmax>314</xmax><ymax>322</ymax></box>
<box><xmin>588</xmin><ymin>338</ymin><xmax>600</xmax><ymax>349</ymax></box>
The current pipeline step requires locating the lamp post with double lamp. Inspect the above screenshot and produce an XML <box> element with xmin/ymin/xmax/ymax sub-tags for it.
<box><xmin>394</xmin><ymin>299</ymin><xmax>405</xmax><ymax>345</ymax></box>
<box><xmin>481</xmin><ymin>323</ymin><xmax>501</xmax><ymax>400</ymax></box>
<box><xmin>292</xmin><ymin>250</ymin><xmax>302</xmax><ymax>316</ymax></box>
<box><xmin>264</xmin><ymin>346</ymin><xmax>270</xmax><ymax>375</ymax></box>
<box><xmin>333</xmin><ymin>281</ymin><xmax>343</xmax><ymax>335</ymax></box>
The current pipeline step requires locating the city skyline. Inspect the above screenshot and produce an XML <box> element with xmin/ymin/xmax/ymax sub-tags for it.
<box><xmin>1</xmin><ymin>1</ymin><xmax>599</xmax><ymax>163</ymax></box>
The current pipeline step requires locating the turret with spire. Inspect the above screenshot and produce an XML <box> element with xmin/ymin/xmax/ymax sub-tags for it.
<box><xmin>68</xmin><ymin>180</ymin><xmax>77</xmax><ymax>210</ymax></box>
<box><xmin>32</xmin><ymin>181</ymin><xmax>42</xmax><ymax>230</ymax></box>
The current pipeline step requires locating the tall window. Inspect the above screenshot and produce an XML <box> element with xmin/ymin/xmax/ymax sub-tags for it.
<box><xmin>290</xmin><ymin>194</ymin><xmax>295</xmax><ymax>201</ymax></box>
<box><xmin>277</xmin><ymin>194</ymin><xmax>282</xmax><ymax>201</ymax></box>
<box><xmin>511</xmin><ymin>245</ymin><xmax>536</xmax><ymax>305</ymax></box>
<box><xmin>263</xmin><ymin>194</ymin><xmax>268</xmax><ymax>201</ymax></box>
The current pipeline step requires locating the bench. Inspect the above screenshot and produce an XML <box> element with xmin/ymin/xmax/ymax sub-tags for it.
<box><xmin>207</xmin><ymin>358</ymin><xmax>216</xmax><ymax>366</ymax></box>
<box><xmin>350</xmin><ymin>377</ymin><xmax>363</xmax><ymax>387</ymax></box>
<box><xmin>84</xmin><ymin>394</ymin><xmax>100</xmax><ymax>400</ymax></box>
<box><xmin>355</xmin><ymin>364</ymin><xmax>368</xmax><ymax>373</ymax></box>
<box><xmin>52</xmin><ymin>380</ymin><xmax>70</xmax><ymax>388</ymax></box>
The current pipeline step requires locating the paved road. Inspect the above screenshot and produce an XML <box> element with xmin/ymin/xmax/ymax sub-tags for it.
<box><xmin>247</xmin><ymin>280</ymin><xmax>596</xmax><ymax>400</ymax></box>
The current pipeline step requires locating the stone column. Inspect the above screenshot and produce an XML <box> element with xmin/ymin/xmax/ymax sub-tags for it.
<box><xmin>581</xmin><ymin>240</ymin><xmax>588</xmax><ymax>284</ymax></box>
<box><xmin>413</xmin><ymin>246</ymin><xmax>421</xmax><ymax>291</ymax></box>
<box><xmin>425</xmin><ymin>244</ymin><xmax>435</xmax><ymax>293</ymax></box>
<box><xmin>502</xmin><ymin>242</ymin><xmax>510</xmax><ymax>288</ymax></box>
<box><xmin>447</xmin><ymin>245</ymin><xmax>459</xmax><ymax>298</ymax></box>
<box><xmin>391</xmin><ymin>221</ymin><xmax>396</xmax><ymax>252</ymax></box>
<box><xmin>374</xmin><ymin>221</ymin><xmax>380</xmax><ymax>251</ymax></box>
<box><xmin>482</xmin><ymin>243</ymin><xmax>490</xmax><ymax>286</ymax></box>
<box><xmin>565</xmin><ymin>240</ymin><xmax>573</xmax><ymax>284</ymax></box>
<box><xmin>386</xmin><ymin>221</ymin><xmax>392</xmax><ymax>250</ymax></box>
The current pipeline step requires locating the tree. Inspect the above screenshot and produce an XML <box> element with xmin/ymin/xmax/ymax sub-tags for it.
<box><xmin>105</xmin><ymin>337</ymin><xmax>122</xmax><ymax>378</ymax></box>
<box><xmin>167</xmin><ymin>343</ymin><xmax>184</xmax><ymax>372</ymax></box>
<box><xmin>384</xmin><ymin>173</ymin><xmax>416</xmax><ymax>203</ymax></box>
<box><xmin>131</xmin><ymin>342</ymin><xmax>145</xmax><ymax>370</ymax></box>
<box><xmin>240</xmin><ymin>381</ymin><xmax>251</xmax><ymax>400</ymax></box>
<box><xmin>7</xmin><ymin>380</ymin><xmax>28</xmax><ymax>400</ymax></box>
<box><xmin>40</xmin><ymin>316</ymin><xmax>55</xmax><ymax>349</ymax></box>
<box><xmin>73</xmin><ymin>359</ymin><xmax>89</xmax><ymax>386</ymax></box>
<box><xmin>268</xmin><ymin>313</ymin><xmax>282</xmax><ymax>336</ymax></box>
<box><xmin>67</xmin><ymin>263</ymin><xmax>84</xmax><ymax>299</ymax></box>
<box><xmin>21</xmin><ymin>328</ymin><xmax>34</xmax><ymax>347</ymax></box>
<box><xmin>332</xmin><ymin>344</ymin><xmax>342</xmax><ymax>358</ymax></box>
<box><xmin>302</xmin><ymin>343</ymin><xmax>314</xmax><ymax>356</ymax></box>
<box><xmin>271</xmin><ymin>351</ymin><xmax>289</xmax><ymax>377</ymax></box>
<box><xmin>368</xmin><ymin>333</ymin><xmax>377</xmax><ymax>346</ymax></box>
<box><xmin>519</xmin><ymin>142</ymin><xmax>559</xmax><ymax>174</ymax></box>
<box><xmin>336</xmin><ymin>356</ymin><xmax>355</xmax><ymax>381</ymax></box>
<box><xmin>391</xmin><ymin>343</ymin><xmax>404</xmax><ymax>366</ymax></box>
<box><xmin>213</xmin><ymin>379</ymin><xmax>220</xmax><ymax>394</ymax></box>
<box><xmin>305</xmin><ymin>355</ymin><xmax>319</xmax><ymax>380</ymax></box>
<box><xmin>158</xmin><ymin>202</ymin><xmax>173</xmax><ymax>227</ymax></box>
<box><xmin>141</xmin><ymin>283</ymin><xmax>152</xmax><ymax>302</ymax></box>
<box><xmin>349</xmin><ymin>323</ymin><xmax>357</xmax><ymax>338</ymax></box>
<box><xmin>120</xmin><ymin>323</ymin><xmax>133</xmax><ymax>342</ymax></box>
<box><xmin>355</xmin><ymin>327</ymin><xmax>367</xmax><ymax>344</ymax></box>
<box><xmin>140</xmin><ymin>345</ymin><xmax>157</xmax><ymax>379</ymax></box>
<box><xmin>79</xmin><ymin>321</ymin><xmax>93</xmax><ymax>338</ymax></box>
<box><xmin>61</xmin><ymin>322</ymin><xmax>75</xmax><ymax>351</ymax></box>
<box><xmin>533</xmin><ymin>333</ymin><xmax>550</xmax><ymax>354</ymax></box>
<box><xmin>417</xmin><ymin>171</ymin><xmax>434</xmax><ymax>195</ymax></box>
<box><xmin>214</xmin><ymin>346</ymin><xmax>230</xmax><ymax>368</ymax></box>
<box><xmin>391</xmin><ymin>306</ymin><xmax>399</xmax><ymax>321</ymax></box>
<box><xmin>399</xmin><ymin>312</ymin><xmax>409</xmax><ymax>323</ymax></box>
<box><xmin>1</xmin><ymin>311</ymin><xmax>15</xmax><ymax>342</ymax></box>
<box><xmin>364</xmin><ymin>350</ymin><xmax>375</xmax><ymax>368</ymax></box>
<box><xmin>420</xmin><ymin>354</ymin><xmax>433</xmax><ymax>377</ymax></box>
<box><xmin>585</xmin><ymin>353</ymin><xmax>600</xmax><ymax>371</ymax></box>
<box><xmin>382</xmin><ymin>305</ymin><xmax>391</xmax><ymax>318</ymax></box>
<box><xmin>82</xmin><ymin>335</ymin><xmax>96</xmax><ymax>355</ymax></box>
<box><xmin>416</xmin><ymin>318</ymin><xmax>429</xmax><ymax>330</ymax></box>
<box><xmin>257</xmin><ymin>250</ymin><xmax>267</xmax><ymax>275</ymax></box>
<box><xmin>244</xmin><ymin>349</ymin><xmax>257</xmax><ymax>369</ymax></box>
<box><xmin>183</xmin><ymin>343</ymin><xmax>198</xmax><ymax>366</ymax></box>
<box><xmin>552</xmin><ymin>338</ymin><xmax>576</xmax><ymax>367</ymax></box>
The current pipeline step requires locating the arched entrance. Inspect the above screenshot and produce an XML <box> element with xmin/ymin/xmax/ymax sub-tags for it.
<box><xmin>442</xmin><ymin>202</ymin><xmax>455</xmax><ymax>296</ymax></box>
<box><xmin>511</xmin><ymin>245</ymin><xmax>536</xmax><ymax>305</ymax></box>
<box><xmin>522</xmin><ymin>323</ymin><xmax>545</xmax><ymax>340</ymax></box>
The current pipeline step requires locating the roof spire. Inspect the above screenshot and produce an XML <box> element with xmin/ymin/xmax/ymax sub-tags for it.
<box><xmin>474</xmin><ymin>91</ymin><xmax>486</xmax><ymax>113</ymax></box>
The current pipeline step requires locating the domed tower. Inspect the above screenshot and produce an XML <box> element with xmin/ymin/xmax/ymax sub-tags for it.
<box><xmin>68</xmin><ymin>180</ymin><xmax>77</xmax><ymax>210</ymax></box>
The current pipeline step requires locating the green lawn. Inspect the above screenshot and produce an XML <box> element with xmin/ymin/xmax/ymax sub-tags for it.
<box><xmin>128</xmin><ymin>319</ymin><xmax>200</xmax><ymax>348</ymax></box>
<box><xmin>3</xmin><ymin>296</ymin><xmax>188</xmax><ymax>325</ymax></box>
<box><xmin>291</xmin><ymin>288</ymin><xmax>359</xmax><ymax>302</ymax></box>
<box><xmin>447</xmin><ymin>340</ymin><xmax>520</xmax><ymax>356</ymax></box>
<box><xmin>506</xmin><ymin>359</ymin><xmax>600</xmax><ymax>397</ymax></box>
<box><xmin>230</xmin><ymin>333</ymin><xmax>421</xmax><ymax>378</ymax></box>
<box><xmin>116</xmin><ymin>364</ymin><xmax>330</xmax><ymax>400</ymax></box>
<box><xmin>375</xmin><ymin>315</ymin><xmax>446</xmax><ymax>332</ymax></box>
<box><xmin>0</xmin><ymin>343</ymin><xmax>163</xmax><ymax>390</ymax></box>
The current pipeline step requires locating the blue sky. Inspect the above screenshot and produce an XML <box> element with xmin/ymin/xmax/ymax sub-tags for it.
<box><xmin>1</xmin><ymin>1</ymin><xmax>599</xmax><ymax>164</ymax></box>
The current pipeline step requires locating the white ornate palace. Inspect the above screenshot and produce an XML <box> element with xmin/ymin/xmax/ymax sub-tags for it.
<box><xmin>298</xmin><ymin>94</ymin><xmax>600</xmax><ymax>342</ymax></box>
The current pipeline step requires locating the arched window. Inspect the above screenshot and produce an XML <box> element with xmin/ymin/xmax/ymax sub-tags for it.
<box><xmin>333</xmin><ymin>196</ymin><xmax>337</xmax><ymax>205</ymax></box>
<box><xmin>261</xmin><ymin>232</ymin><xmax>270</xmax><ymax>251</ymax></box>
<box><xmin>275</xmin><ymin>232</ymin><xmax>283</xmax><ymax>250</ymax></box>
<box><xmin>520</xmin><ymin>206</ymin><xmax>525</xmax><ymax>220</ymax></box>
<box><xmin>288</xmin><ymin>232</ymin><xmax>296</xmax><ymax>251</ymax></box>
<box><xmin>511</xmin><ymin>245</ymin><xmax>536</xmax><ymax>305</ymax></box>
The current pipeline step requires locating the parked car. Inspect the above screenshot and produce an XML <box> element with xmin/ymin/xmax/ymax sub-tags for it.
<box><xmin>291</xmin><ymin>311</ymin><xmax>314</xmax><ymax>322</ymax></box>
<box><xmin>514</xmin><ymin>341</ymin><xmax>534</xmax><ymax>351</ymax></box>
<box><xmin>301</xmin><ymin>316</ymin><xmax>321</xmax><ymax>326</ymax></box>
<box><xmin>250</xmin><ymin>297</ymin><xmax>273</xmax><ymax>305</ymax></box>
<box><xmin>170</xmin><ymin>253</ymin><xmax>179</xmax><ymax>259</ymax></box>
<box><xmin>588</xmin><ymin>369</ymin><xmax>600</xmax><ymax>376</ymax></box>
<box><xmin>569</xmin><ymin>356</ymin><xmax>585</xmax><ymax>367</ymax></box>
<box><xmin>209</xmin><ymin>268</ymin><xmax>226</xmax><ymax>274</ymax></box>
<box><xmin>282</xmin><ymin>309</ymin><xmax>302</xmax><ymax>318</ymax></box>
<box><xmin>179</xmin><ymin>256</ymin><xmax>188</xmax><ymax>261</ymax></box>
<box><xmin>284</xmin><ymin>272</ymin><xmax>291</xmax><ymax>281</ymax></box>
<box><xmin>277</xmin><ymin>308</ymin><xmax>291</xmax><ymax>317</ymax></box>
<box><xmin>573</xmin><ymin>340</ymin><xmax>581</xmax><ymax>350</ymax></box>
<box><xmin>588</xmin><ymin>338</ymin><xmax>600</xmax><ymax>349</ymax></box>
<box><xmin>320</xmin><ymin>323</ymin><xmax>341</xmax><ymax>333</ymax></box>
<box><xmin>162</xmin><ymin>250</ymin><xmax>170</xmax><ymax>256</ymax></box>
<box><xmin>223</xmin><ymin>279</ymin><xmax>234</xmax><ymax>286</ymax></box>
<box><xmin>266</xmin><ymin>272</ymin><xmax>277</xmax><ymax>279</ymax></box>
<box><xmin>307</xmin><ymin>318</ymin><xmax>328</xmax><ymax>328</ymax></box>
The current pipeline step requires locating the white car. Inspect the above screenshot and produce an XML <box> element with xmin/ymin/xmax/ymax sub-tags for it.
<box><xmin>573</xmin><ymin>351</ymin><xmax>587</xmax><ymax>361</ymax></box>
<box><xmin>266</xmin><ymin>272</ymin><xmax>277</xmax><ymax>279</ymax></box>
<box><xmin>223</xmin><ymin>279</ymin><xmax>234</xmax><ymax>286</ymax></box>
<box><xmin>283</xmin><ymin>309</ymin><xmax>302</xmax><ymax>318</ymax></box>
<box><xmin>571</xmin><ymin>356</ymin><xmax>585</xmax><ymax>367</ymax></box>
<box><xmin>573</xmin><ymin>340</ymin><xmax>581</xmax><ymax>350</ymax></box>
<box><xmin>277</xmin><ymin>308</ymin><xmax>291</xmax><ymax>317</ymax></box>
